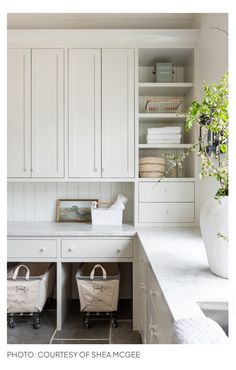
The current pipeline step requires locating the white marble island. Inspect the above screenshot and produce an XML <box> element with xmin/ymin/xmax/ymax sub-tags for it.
<box><xmin>137</xmin><ymin>227</ymin><xmax>228</xmax><ymax>322</ymax></box>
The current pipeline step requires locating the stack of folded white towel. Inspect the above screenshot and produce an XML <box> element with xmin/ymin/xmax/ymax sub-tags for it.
<box><xmin>146</xmin><ymin>126</ymin><xmax>182</xmax><ymax>144</ymax></box>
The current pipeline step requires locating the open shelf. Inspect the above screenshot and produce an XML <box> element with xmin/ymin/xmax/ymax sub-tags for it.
<box><xmin>138</xmin><ymin>82</ymin><xmax>193</xmax><ymax>96</ymax></box>
<box><xmin>138</xmin><ymin>48</ymin><xmax>194</xmax><ymax>83</ymax></box>
<box><xmin>139</xmin><ymin>144</ymin><xmax>192</xmax><ymax>149</ymax></box>
<box><xmin>138</xmin><ymin>177</ymin><xmax>196</xmax><ymax>182</ymax></box>
<box><xmin>138</xmin><ymin>113</ymin><xmax>186</xmax><ymax>122</ymax></box>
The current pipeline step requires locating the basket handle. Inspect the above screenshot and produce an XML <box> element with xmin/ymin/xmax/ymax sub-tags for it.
<box><xmin>90</xmin><ymin>264</ymin><xmax>107</xmax><ymax>280</ymax></box>
<box><xmin>12</xmin><ymin>265</ymin><xmax>30</xmax><ymax>280</ymax></box>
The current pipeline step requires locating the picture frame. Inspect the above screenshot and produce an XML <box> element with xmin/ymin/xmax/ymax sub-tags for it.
<box><xmin>56</xmin><ymin>199</ymin><xmax>98</xmax><ymax>223</ymax></box>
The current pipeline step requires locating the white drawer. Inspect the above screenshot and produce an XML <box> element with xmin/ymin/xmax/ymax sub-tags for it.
<box><xmin>61</xmin><ymin>239</ymin><xmax>133</xmax><ymax>258</ymax></box>
<box><xmin>8</xmin><ymin>239</ymin><xmax>57</xmax><ymax>258</ymax></box>
<box><xmin>139</xmin><ymin>182</ymin><xmax>194</xmax><ymax>202</ymax></box>
<box><xmin>139</xmin><ymin>203</ymin><xmax>194</xmax><ymax>223</ymax></box>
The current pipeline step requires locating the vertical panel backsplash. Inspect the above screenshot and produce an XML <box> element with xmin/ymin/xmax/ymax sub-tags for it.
<box><xmin>7</xmin><ymin>182</ymin><xmax>134</xmax><ymax>223</ymax></box>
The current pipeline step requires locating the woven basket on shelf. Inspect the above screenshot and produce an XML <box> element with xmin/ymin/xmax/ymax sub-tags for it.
<box><xmin>139</xmin><ymin>171</ymin><xmax>165</xmax><ymax>178</ymax></box>
<box><xmin>139</xmin><ymin>156</ymin><xmax>166</xmax><ymax>178</ymax></box>
<box><xmin>139</xmin><ymin>163</ymin><xmax>166</xmax><ymax>172</ymax></box>
<box><xmin>139</xmin><ymin>156</ymin><xmax>165</xmax><ymax>165</ymax></box>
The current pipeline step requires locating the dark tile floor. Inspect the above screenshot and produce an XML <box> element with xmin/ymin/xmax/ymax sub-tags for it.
<box><xmin>7</xmin><ymin>299</ymin><xmax>142</xmax><ymax>345</ymax></box>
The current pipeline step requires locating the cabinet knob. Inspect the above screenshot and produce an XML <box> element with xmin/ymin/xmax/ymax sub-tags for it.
<box><xmin>94</xmin><ymin>168</ymin><xmax>98</xmax><ymax>172</ymax></box>
<box><xmin>150</xmin><ymin>289</ymin><xmax>159</xmax><ymax>297</ymax></box>
<box><xmin>164</xmin><ymin>188</ymin><xmax>168</xmax><ymax>193</ymax></box>
<box><xmin>40</xmin><ymin>248</ymin><xmax>46</xmax><ymax>252</ymax></box>
<box><xmin>68</xmin><ymin>247</ymin><xmax>74</xmax><ymax>252</ymax></box>
<box><xmin>117</xmin><ymin>248</ymin><xmax>121</xmax><ymax>253</ymax></box>
<box><xmin>166</xmin><ymin>209</ymin><xmax>171</xmax><ymax>215</ymax></box>
<box><xmin>139</xmin><ymin>282</ymin><xmax>145</xmax><ymax>289</ymax></box>
<box><xmin>152</xmin><ymin>329</ymin><xmax>159</xmax><ymax>338</ymax></box>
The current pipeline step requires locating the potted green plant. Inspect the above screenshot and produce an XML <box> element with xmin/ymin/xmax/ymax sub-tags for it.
<box><xmin>185</xmin><ymin>72</ymin><xmax>228</xmax><ymax>278</ymax></box>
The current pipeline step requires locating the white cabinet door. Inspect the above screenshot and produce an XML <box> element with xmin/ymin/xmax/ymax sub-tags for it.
<box><xmin>7</xmin><ymin>49</ymin><xmax>31</xmax><ymax>177</ymax></box>
<box><xmin>32</xmin><ymin>49</ymin><xmax>64</xmax><ymax>177</ymax></box>
<box><xmin>102</xmin><ymin>49</ymin><xmax>134</xmax><ymax>178</ymax></box>
<box><xmin>68</xmin><ymin>49</ymin><xmax>101</xmax><ymax>177</ymax></box>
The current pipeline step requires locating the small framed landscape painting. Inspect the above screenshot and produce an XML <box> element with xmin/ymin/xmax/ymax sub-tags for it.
<box><xmin>56</xmin><ymin>199</ymin><xmax>97</xmax><ymax>222</ymax></box>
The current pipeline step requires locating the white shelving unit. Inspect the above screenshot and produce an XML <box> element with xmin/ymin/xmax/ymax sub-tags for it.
<box><xmin>136</xmin><ymin>47</ymin><xmax>197</xmax><ymax>225</ymax></box>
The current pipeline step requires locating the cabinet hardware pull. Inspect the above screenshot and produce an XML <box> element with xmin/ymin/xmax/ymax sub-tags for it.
<box><xmin>24</xmin><ymin>168</ymin><xmax>29</xmax><ymax>172</ymax></box>
<box><xmin>68</xmin><ymin>248</ymin><xmax>74</xmax><ymax>252</ymax></box>
<box><xmin>139</xmin><ymin>283</ymin><xmax>145</xmax><ymax>289</ymax></box>
<box><xmin>117</xmin><ymin>248</ymin><xmax>121</xmax><ymax>253</ymax></box>
<box><xmin>153</xmin><ymin>330</ymin><xmax>159</xmax><ymax>338</ymax></box>
<box><xmin>166</xmin><ymin>209</ymin><xmax>171</xmax><ymax>215</ymax></box>
<box><xmin>94</xmin><ymin>168</ymin><xmax>98</xmax><ymax>172</ymax></box>
<box><xmin>40</xmin><ymin>248</ymin><xmax>46</xmax><ymax>252</ymax></box>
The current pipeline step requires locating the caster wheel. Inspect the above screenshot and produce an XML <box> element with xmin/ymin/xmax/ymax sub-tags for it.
<box><xmin>33</xmin><ymin>323</ymin><xmax>40</xmax><ymax>329</ymax></box>
<box><xmin>85</xmin><ymin>321</ymin><xmax>91</xmax><ymax>329</ymax></box>
<box><xmin>9</xmin><ymin>321</ymin><xmax>16</xmax><ymax>329</ymax></box>
<box><xmin>112</xmin><ymin>320</ymin><xmax>118</xmax><ymax>328</ymax></box>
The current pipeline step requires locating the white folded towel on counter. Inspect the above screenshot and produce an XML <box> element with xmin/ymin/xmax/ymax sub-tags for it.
<box><xmin>147</xmin><ymin>126</ymin><xmax>182</xmax><ymax>134</ymax></box>
<box><xmin>147</xmin><ymin>134</ymin><xmax>181</xmax><ymax>140</ymax></box>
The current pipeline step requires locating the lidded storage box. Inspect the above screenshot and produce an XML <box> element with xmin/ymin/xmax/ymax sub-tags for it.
<box><xmin>76</xmin><ymin>263</ymin><xmax>120</xmax><ymax>312</ymax></box>
<box><xmin>153</xmin><ymin>63</ymin><xmax>173</xmax><ymax>82</ymax></box>
<box><xmin>7</xmin><ymin>263</ymin><xmax>55</xmax><ymax>313</ymax></box>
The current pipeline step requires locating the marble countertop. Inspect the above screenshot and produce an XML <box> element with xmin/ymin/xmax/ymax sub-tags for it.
<box><xmin>137</xmin><ymin>227</ymin><xmax>228</xmax><ymax>321</ymax></box>
<box><xmin>7</xmin><ymin>222</ymin><xmax>228</xmax><ymax>322</ymax></box>
<box><xmin>7</xmin><ymin>221</ymin><xmax>136</xmax><ymax>237</ymax></box>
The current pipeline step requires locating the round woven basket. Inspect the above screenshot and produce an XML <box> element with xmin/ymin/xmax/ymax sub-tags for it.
<box><xmin>139</xmin><ymin>171</ymin><xmax>165</xmax><ymax>178</ymax></box>
<box><xmin>139</xmin><ymin>163</ymin><xmax>166</xmax><ymax>172</ymax></box>
<box><xmin>139</xmin><ymin>156</ymin><xmax>165</xmax><ymax>165</ymax></box>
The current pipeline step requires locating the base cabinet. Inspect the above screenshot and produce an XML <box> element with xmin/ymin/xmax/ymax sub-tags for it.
<box><xmin>139</xmin><ymin>242</ymin><xmax>173</xmax><ymax>344</ymax></box>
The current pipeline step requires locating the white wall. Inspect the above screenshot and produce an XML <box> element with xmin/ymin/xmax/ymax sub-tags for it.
<box><xmin>7</xmin><ymin>182</ymin><xmax>134</xmax><ymax>223</ymax></box>
<box><xmin>195</xmin><ymin>13</ymin><xmax>228</xmax><ymax>222</ymax></box>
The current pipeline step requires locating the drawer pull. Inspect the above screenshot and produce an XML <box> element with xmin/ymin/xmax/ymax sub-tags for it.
<box><xmin>68</xmin><ymin>247</ymin><xmax>74</xmax><ymax>252</ymax></box>
<box><xmin>117</xmin><ymin>248</ymin><xmax>121</xmax><ymax>253</ymax></box>
<box><xmin>40</xmin><ymin>248</ymin><xmax>46</xmax><ymax>253</ymax></box>
<box><xmin>152</xmin><ymin>329</ymin><xmax>159</xmax><ymax>338</ymax></box>
<box><xmin>151</xmin><ymin>324</ymin><xmax>159</xmax><ymax>336</ymax></box>
<box><xmin>139</xmin><ymin>282</ymin><xmax>145</xmax><ymax>289</ymax></box>
<box><xmin>166</xmin><ymin>209</ymin><xmax>172</xmax><ymax>215</ymax></box>
<box><xmin>150</xmin><ymin>290</ymin><xmax>158</xmax><ymax>297</ymax></box>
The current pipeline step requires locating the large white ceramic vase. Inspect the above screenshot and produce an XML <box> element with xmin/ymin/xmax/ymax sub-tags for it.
<box><xmin>200</xmin><ymin>196</ymin><xmax>228</xmax><ymax>279</ymax></box>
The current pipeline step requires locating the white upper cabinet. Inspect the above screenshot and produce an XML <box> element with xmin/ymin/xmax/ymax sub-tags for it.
<box><xmin>102</xmin><ymin>49</ymin><xmax>135</xmax><ymax>178</ymax></box>
<box><xmin>7</xmin><ymin>49</ymin><xmax>31</xmax><ymax>177</ymax></box>
<box><xmin>32</xmin><ymin>49</ymin><xmax>64</xmax><ymax>177</ymax></box>
<box><xmin>68</xmin><ymin>49</ymin><xmax>101</xmax><ymax>177</ymax></box>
